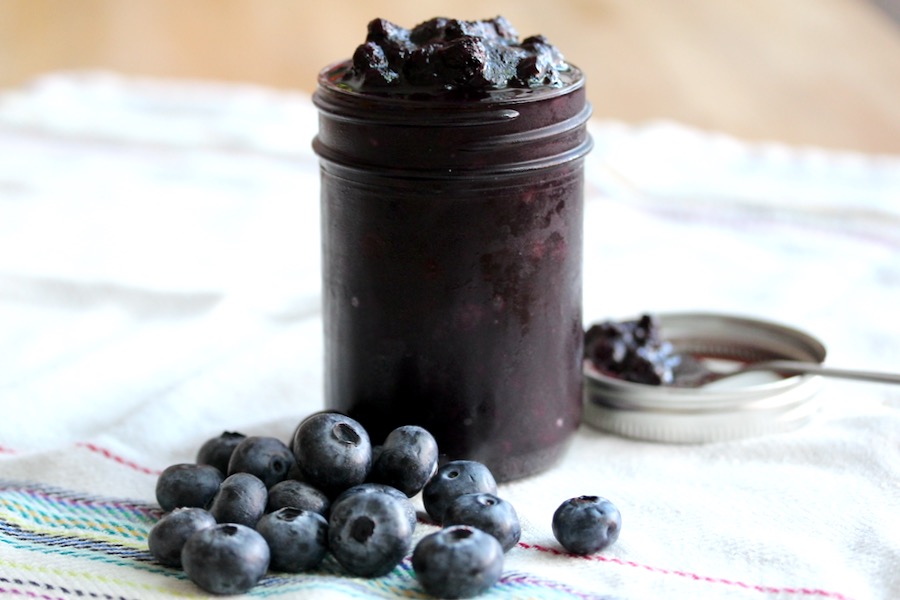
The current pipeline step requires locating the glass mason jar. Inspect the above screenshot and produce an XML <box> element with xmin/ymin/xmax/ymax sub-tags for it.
<box><xmin>312</xmin><ymin>61</ymin><xmax>592</xmax><ymax>481</ymax></box>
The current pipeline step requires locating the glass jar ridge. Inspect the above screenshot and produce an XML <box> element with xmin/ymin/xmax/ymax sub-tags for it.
<box><xmin>313</xmin><ymin>62</ymin><xmax>592</xmax><ymax>174</ymax></box>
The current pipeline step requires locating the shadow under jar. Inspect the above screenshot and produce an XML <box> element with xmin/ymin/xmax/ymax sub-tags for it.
<box><xmin>312</xmin><ymin>61</ymin><xmax>592</xmax><ymax>482</ymax></box>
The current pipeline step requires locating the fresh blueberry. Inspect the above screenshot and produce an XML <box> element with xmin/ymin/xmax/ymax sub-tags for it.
<box><xmin>208</xmin><ymin>472</ymin><xmax>268</xmax><ymax>527</ymax></box>
<box><xmin>155</xmin><ymin>463</ymin><xmax>224</xmax><ymax>512</ymax></box>
<box><xmin>371</xmin><ymin>444</ymin><xmax>383</xmax><ymax>465</ymax></box>
<box><xmin>227</xmin><ymin>435</ymin><xmax>296</xmax><ymax>489</ymax></box>
<box><xmin>327</xmin><ymin>489</ymin><xmax>413</xmax><ymax>577</ymax></box>
<box><xmin>412</xmin><ymin>525</ymin><xmax>504</xmax><ymax>599</ymax></box>
<box><xmin>147</xmin><ymin>507</ymin><xmax>216</xmax><ymax>567</ymax></box>
<box><xmin>266</xmin><ymin>479</ymin><xmax>330</xmax><ymax>516</ymax></box>
<box><xmin>286</xmin><ymin>458</ymin><xmax>305</xmax><ymax>482</ymax></box>
<box><xmin>332</xmin><ymin>482</ymin><xmax>417</xmax><ymax>531</ymax></box>
<box><xmin>256</xmin><ymin>507</ymin><xmax>329</xmax><ymax>572</ymax></box>
<box><xmin>181</xmin><ymin>523</ymin><xmax>270</xmax><ymax>595</ymax></box>
<box><xmin>196</xmin><ymin>431</ymin><xmax>246</xmax><ymax>474</ymax></box>
<box><xmin>422</xmin><ymin>460</ymin><xmax>497</xmax><ymax>522</ymax></box>
<box><xmin>292</xmin><ymin>412</ymin><xmax>372</xmax><ymax>498</ymax></box>
<box><xmin>442</xmin><ymin>492</ymin><xmax>521</xmax><ymax>552</ymax></box>
<box><xmin>369</xmin><ymin>425</ymin><xmax>438</xmax><ymax>497</ymax></box>
<box><xmin>552</xmin><ymin>495</ymin><xmax>622</xmax><ymax>555</ymax></box>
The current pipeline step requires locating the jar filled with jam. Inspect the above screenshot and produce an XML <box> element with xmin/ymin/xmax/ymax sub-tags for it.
<box><xmin>312</xmin><ymin>16</ymin><xmax>592</xmax><ymax>480</ymax></box>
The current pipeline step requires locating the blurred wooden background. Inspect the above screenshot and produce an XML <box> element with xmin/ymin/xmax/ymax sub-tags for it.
<box><xmin>3</xmin><ymin>0</ymin><xmax>900</xmax><ymax>153</ymax></box>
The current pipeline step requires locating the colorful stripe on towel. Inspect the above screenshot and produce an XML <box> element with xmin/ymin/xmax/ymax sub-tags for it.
<box><xmin>0</xmin><ymin>480</ymin><xmax>608</xmax><ymax>599</ymax></box>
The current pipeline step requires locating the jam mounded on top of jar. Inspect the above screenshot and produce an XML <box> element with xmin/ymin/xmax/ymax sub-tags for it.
<box><xmin>339</xmin><ymin>16</ymin><xmax>573</xmax><ymax>97</ymax></box>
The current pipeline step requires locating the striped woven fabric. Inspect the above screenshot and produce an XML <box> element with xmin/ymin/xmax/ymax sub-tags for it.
<box><xmin>0</xmin><ymin>478</ymin><xmax>607</xmax><ymax>599</ymax></box>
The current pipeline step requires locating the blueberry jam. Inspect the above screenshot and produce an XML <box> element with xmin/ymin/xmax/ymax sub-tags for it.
<box><xmin>313</xmin><ymin>16</ymin><xmax>592</xmax><ymax>481</ymax></box>
<box><xmin>584</xmin><ymin>314</ymin><xmax>682</xmax><ymax>385</ymax></box>
<box><xmin>340</xmin><ymin>16</ymin><xmax>573</xmax><ymax>95</ymax></box>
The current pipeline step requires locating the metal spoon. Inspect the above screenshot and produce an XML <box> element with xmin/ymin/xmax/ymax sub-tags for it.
<box><xmin>679</xmin><ymin>358</ymin><xmax>900</xmax><ymax>387</ymax></box>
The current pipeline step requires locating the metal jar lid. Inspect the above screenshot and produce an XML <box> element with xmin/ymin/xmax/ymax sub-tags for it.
<box><xmin>582</xmin><ymin>312</ymin><xmax>828</xmax><ymax>443</ymax></box>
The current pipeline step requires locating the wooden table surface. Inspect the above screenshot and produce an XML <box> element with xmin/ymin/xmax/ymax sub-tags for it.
<box><xmin>3</xmin><ymin>0</ymin><xmax>900</xmax><ymax>154</ymax></box>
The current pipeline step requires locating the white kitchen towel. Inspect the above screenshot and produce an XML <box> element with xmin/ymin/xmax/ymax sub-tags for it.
<box><xmin>1</xmin><ymin>72</ymin><xmax>898</xmax><ymax>600</ymax></box>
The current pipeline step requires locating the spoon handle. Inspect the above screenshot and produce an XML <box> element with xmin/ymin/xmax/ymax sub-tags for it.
<box><xmin>744</xmin><ymin>360</ymin><xmax>900</xmax><ymax>385</ymax></box>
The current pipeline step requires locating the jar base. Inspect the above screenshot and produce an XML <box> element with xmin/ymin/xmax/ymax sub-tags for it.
<box><xmin>448</xmin><ymin>437</ymin><xmax>573</xmax><ymax>483</ymax></box>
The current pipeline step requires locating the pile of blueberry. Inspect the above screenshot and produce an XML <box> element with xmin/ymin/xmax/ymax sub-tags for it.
<box><xmin>343</xmin><ymin>16</ymin><xmax>571</xmax><ymax>93</ymax></box>
<box><xmin>148</xmin><ymin>412</ymin><xmax>622</xmax><ymax>597</ymax></box>
<box><xmin>585</xmin><ymin>313</ymin><xmax>683</xmax><ymax>385</ymax></box>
